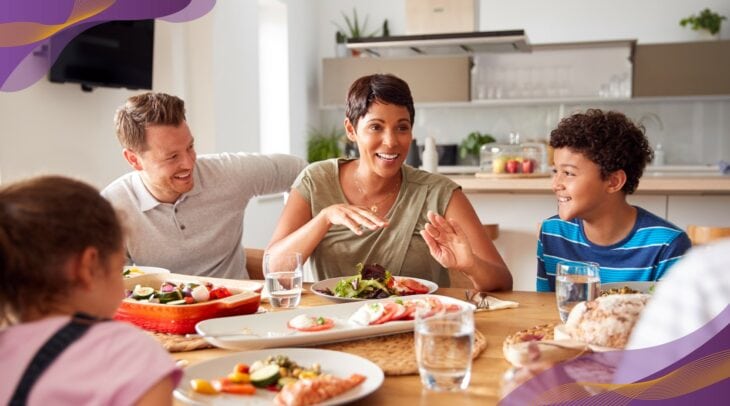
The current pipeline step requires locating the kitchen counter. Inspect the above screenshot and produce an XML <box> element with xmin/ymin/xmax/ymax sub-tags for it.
<box><xmin>450</xmin><ymin>174</ymin><xmax>730</xmax><ymax>195</ymax></box>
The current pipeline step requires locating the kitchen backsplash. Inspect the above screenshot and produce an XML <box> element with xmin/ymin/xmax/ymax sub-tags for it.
<box><xmin>321</xmin><ymin>98</ymin><xmax>730</xmax><ymax>166</ymax></box>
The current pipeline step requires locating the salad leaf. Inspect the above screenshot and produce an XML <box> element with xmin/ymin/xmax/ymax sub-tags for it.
<box><xmin>333</xmin><ymin>263</ymin><xmax>394</xmax><ymax>299</ymax></box>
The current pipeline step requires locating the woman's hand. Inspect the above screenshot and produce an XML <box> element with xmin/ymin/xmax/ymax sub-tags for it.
<box><xmin>420</xmin><ymin>211</ymin><xmax>475</xmax><ymax>271</ymax></box>
<box><xmin>319</xmin><ymin>204</ymin><xmax>389</xmax><ymax>235</ymax></box>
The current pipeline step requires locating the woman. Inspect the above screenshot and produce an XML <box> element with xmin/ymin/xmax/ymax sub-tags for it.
<box><xmin>267</xmin><ymin>74</ymin><xmax>511</xmax><ymax>291</ymax></box>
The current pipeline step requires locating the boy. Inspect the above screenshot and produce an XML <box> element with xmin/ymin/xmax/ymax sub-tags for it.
<box><xmin>537</xmin><ymin>109</ymin><xmax>691</xmax><ymax>292</ymax></box>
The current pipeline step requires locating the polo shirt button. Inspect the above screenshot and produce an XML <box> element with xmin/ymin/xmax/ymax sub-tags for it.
<box><xmin>180</xmin><ymin>225</ymin><xmax>186</xmax><ymax>230</ymax></box>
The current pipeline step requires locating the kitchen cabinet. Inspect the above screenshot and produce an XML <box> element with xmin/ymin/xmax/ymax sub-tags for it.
<box><xmin>633</xmin><ymin>40</ymin><xmax>730</xmax><ymax>97</ymax></box>
<box><xmin>321</xmin><ymin>55</ymin><xmax>470</xmax><ymax>106</ymax></box>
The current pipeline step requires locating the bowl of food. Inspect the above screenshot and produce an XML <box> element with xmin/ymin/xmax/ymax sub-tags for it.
<box><xmin>114</xmin><ymin>273</ymin><xmax>263</xmax><ymax>334</ymax></box>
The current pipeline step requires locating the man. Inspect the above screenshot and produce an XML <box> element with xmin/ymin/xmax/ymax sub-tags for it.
<box><xmin>102</xmin><ymin>92</ymin><xmax>307</xmax><ymax>279</ymax></box>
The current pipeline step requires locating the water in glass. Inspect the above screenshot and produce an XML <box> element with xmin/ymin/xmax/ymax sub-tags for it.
<box><xmin>556</xmin><ymin>262</ymin><xmax>600</xmax><ymax>322</ymax></box>
<box><xmin>264</xmin><ymin>253</ymin><xmax>303</xmax><ymax>308</ymax></box>
<box><xmin>415</xmin><ymin>308</ymin><xmax>474</xmax><ymax>391</ymax></box>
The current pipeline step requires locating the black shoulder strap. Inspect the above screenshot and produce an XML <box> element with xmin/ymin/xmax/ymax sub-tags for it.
<box><xmin>9</xmin><ymin>313</ymin><xmax>106</xmax><ymax>406</ymax></box>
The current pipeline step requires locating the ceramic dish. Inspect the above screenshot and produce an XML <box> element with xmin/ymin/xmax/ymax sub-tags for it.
<box><xmin>310</xmin><ymin>276</ymin><xmax>438</xmax><ymax>303</ymax></box>
<box><xmin>122</xmin><ymin>265</ymin><xmax>170</xmax><ymax>278</ymax></box>
<box><xmin>196</xmin><ymin>294</ymin><xmax>474</xmax><ymax>351</ymax></box>
<box><xmin>174</xmin><ymin>348</ymin><xmax>384</xmax><ymax>406</ymax></box>
<box><xmin>115</xmin><ymin>273</ymin><xmax>263</xmax><ymax>334</ymax></box>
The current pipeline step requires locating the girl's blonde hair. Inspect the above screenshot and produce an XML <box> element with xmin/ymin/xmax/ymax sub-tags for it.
<box><xmin>0</xmin><ymin>176</ymin><xmax>123</xmax><ymax>323</ymax></box>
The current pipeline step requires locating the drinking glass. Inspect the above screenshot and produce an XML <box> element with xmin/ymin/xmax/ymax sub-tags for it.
<box><xmin>263</xmin><ymin>252</ymin><xmax>303</xmax><ymax>308</ymax></box>
<box><xmin>555</xmin><ymin>261</ymin><xmax>600</xmax><ymax>322</ymax></box>
<box><xmin>414</xmin><ymin>306</ymin><xmax>474</xmax><ymax>391</ymax></box>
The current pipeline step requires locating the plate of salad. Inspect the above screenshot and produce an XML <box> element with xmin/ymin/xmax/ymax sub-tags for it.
<box><xmin>310</xmin><ymin>263</ymin><xmax>438</xmax><ymax>303</ymax></box>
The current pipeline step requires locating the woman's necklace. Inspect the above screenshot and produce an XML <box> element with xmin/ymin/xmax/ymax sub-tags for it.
<box><xmin>353</xmin><ymin>175</ymin><xmax>401</xmax><ymax>214</ymax></box>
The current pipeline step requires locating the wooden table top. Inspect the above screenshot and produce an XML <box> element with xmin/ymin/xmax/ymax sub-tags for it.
<box><xmin>173</xmin><ymin>286</ymin><xmax>559</xmax><ymax>406</ymax></box>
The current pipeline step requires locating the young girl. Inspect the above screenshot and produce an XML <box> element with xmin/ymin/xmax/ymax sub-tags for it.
<box><xmin>0</xmin><ymin>176</ymin><xmax>180</xmax><ymax>405</ymax></box>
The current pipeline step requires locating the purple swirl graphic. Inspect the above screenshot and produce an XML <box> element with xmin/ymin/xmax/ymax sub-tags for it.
<box><xmin>500</xmin><ymin>306</ymin><xmax>730</xmax><ymax>405</ymax></box>
<box><xmin>0</xmin><ymin>0</ymin><xmax>216</xmax><ymax>92</ymax></box>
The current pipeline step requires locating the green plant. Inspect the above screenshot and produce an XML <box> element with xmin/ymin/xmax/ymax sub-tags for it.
<box><xmin>680</xmin><ymin>8</ymin><xmax>726</xmax><ymax>35</ymax></box>
<box><xmin>307</xmin><ymin>126</ymin><xmax>344</xmax><ymax>163</ymax></box>
<box><xmin>333</xmin><ymin>8</ymin><xmax>380</xmax><ymax>40</ymax></box>
<box><xmin>459</xmin><ymin>131</ymin><xmax>496</xmax><ymax>159</ymax></box>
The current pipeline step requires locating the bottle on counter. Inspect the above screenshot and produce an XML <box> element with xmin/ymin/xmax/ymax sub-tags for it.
<box><xmin>422</xmin><ymin>136</ymin><xmax>438</xmax><ymax>173</ymax></box>
<box><xmin>653</xmin><ymin>143</ymin><xmax>665</xmax><ymax>166</ymax></box>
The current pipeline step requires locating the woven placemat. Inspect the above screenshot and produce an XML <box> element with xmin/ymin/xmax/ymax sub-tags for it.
<box><xmin>319</xmin><ymin>329</ymin><xmax>487</xmax><ymax>376</ymax></box>
<box><xmin>148</xmin><ymin>332</ymin><xmax>214</xmax><ymax>352</ymax></box>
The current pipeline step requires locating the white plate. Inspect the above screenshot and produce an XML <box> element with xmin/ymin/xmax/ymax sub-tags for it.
<box><xmin>122</xmin><ymin>265</ymin><xmax>170</xmax><ymax>278</ymax></box>
<box><xmin>174</xmin><ymin>348</ymin><xmax>384</xmax><ymax>406</ymax></box>
<box><xmin>196</xmin><ymin>294</ymin><xmax>474</xmax><ymax>351</ymax></box>
<box><xmin>310</xmin><ymin>276</ymin><xmax>438</xmax><ymax>303</ymax></box>
<box><xmin>600</xmin><ymin>281</ymin><xmax>657</xmax><ymax>294</ymax></box>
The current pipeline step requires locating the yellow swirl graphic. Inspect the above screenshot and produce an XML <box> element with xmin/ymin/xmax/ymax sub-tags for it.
<box><xmin>532</xmin><ymin>350</ymin><xmax>730</xmax><ymax>404</ymax></box>
<box><xmin>0</xmin><ymin>0</ymin><xmax>115</xmax><ymax>47</ymax></box>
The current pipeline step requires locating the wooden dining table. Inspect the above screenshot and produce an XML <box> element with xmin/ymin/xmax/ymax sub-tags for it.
<box><xmin>173</xmin><ymin>285</ymin><xmax>559</xmax><ymax>406</ymax></box>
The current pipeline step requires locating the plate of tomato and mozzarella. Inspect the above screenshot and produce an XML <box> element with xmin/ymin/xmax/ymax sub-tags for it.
<box><xmin>195</xmin><ymin>294</ymin><xmax>475</xmax><ymax>351</ymax></box>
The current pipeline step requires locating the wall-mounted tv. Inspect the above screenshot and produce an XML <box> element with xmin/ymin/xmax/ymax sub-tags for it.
<box><xmin>49</xmin><ymin>20</ymin><xmax>154</xmax><ymax>92</ymax></box>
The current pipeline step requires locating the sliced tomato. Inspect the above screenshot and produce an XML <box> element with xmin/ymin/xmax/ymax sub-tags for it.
<box><xmin>445</xmin><ymin>303</ymin><xmax>462</xmax><ymax>313</ymax></box>
<box><xmin>399</xmin><ymin>278</ymin><xmax>430</xmax><ymax>294</ymax></box>
<box><xmin>371</xmin><ymin>302</ymin><xmax>399</xmax><ymax>325</ymax></box>
<box><xmin>287</xmin><ymin>316</ymin><xmax>335</xmax><ymax>332</ymax></box>
<box><xmin>220</xmin><ymin>382</ymin><xmax>256</xmax><ymax>395</ymax></box>
<box><xmin>209</xmin><ymin>286</ymin><xmax>232</xmax><ymax>300</ymax></box>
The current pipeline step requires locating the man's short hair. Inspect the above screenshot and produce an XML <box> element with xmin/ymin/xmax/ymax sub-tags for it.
<box><xmin>114</xmin><ymin>92</ymin><xmax>186</xmax><ymax>152</ymax></box>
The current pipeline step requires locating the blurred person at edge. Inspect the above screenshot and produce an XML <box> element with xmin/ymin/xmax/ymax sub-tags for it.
<box><xmin>0</xmin><ymin>176</ymin><xmax>180</xmax><ymax>405</ymax></box>
<box><xmin>536</xmin><ymin>109</ymin><xmax>691</xmax><ymax>291</ymax></box>
<box><xmin>102</xmin><ymin>92</ymin><xmax>307</xmax><ymax>279</ymax></box>
<box><xmin>266</xmin><ymin>73</ymin><xmax>512</xmax><ymax>291</ymax></box>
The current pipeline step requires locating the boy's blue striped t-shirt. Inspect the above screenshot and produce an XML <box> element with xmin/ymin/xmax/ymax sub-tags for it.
<box><xmin>536</xmin><ymin>206</ymin><xmax>691</xmax><ymax>292</ymax></box>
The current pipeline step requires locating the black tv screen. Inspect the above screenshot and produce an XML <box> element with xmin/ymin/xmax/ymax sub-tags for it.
<box><xmin>49</xmin><ymin>20</ymin><xmax>154</xmax><ymax>91</ymax></box>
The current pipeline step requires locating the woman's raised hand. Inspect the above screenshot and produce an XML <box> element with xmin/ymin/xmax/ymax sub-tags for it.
<box><xmin>320</xmin><ymin>204</ymin><xmax>389</xmax><ymax>235</ymax></box>
<box><xmin>420</xmin><ymin>210</ymin><xmax>475</xmax><ymax>271</ymax></box>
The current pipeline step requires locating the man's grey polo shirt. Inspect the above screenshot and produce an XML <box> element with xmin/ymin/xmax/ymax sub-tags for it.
<box><xmin>101</xmin><ymin>152</ymin><xmax>306</xmax><ymax>279</ymax></box>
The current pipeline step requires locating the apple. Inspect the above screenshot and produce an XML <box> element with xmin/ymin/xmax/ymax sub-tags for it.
<box><xmin>522</xmin><ymin>159</ymin><xmax>535</xmax><ymax>173</ymax></box>
<box><xmin>506</xmin><ymin>159</ymin><xmax>520</xmax><ymax>174</ymax></box>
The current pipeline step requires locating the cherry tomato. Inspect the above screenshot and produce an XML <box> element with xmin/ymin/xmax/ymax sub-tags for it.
<box><xmin>220</xmin><ymin>382</ymin><xmax>256</xmax><ymax>395</ymax></box>
<box><xmin>209</xmin><ymin>286</ymin><xmax>232</xmax><ymax>300</ymax></box>
<box><xmin>190</xmin><ymin>379</ymin><xmax>218</xmax><ymax>395</ymax></box>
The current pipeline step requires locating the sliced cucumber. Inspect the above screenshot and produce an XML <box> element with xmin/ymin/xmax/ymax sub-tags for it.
<box><xmin>250</xmin><ymin>364</ymin><xmax>281</xmax><ymax>387</ymax></box>
<box><xmin>132</xmin><ymin>285</ymin><xmax>155</xmax><ymax>300</ymax></box>
<box><xmin>157</xmin><ymin>290</ymin><xmax>183</xmax><ymax>304</ymax></box>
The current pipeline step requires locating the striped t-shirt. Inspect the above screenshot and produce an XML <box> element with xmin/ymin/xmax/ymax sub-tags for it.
<box><xmin>536</xmin><ymin>206</ymin><xmax>691</xmax><ymax>292</ymax></box>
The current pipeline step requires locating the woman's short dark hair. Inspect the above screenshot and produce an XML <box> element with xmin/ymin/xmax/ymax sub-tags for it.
<box><xmin>0</xmin><ymin>176</ymin><xmax>123</xmax><ymax>323</ymax></box>
<box><xmin>345</xmin><ymin>74</ymin><xmax>415</xmax><ymax>127</ymax></box>
<box><xmin>550</xmin><ymin>109</ymin><xmax>653</xmax><ymax>194</ymax></box>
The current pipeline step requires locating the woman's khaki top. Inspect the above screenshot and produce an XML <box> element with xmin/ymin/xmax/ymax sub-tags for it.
<box><xmin>293</xmin><ymin>158</ymin><xmax>460</xmax><ymax>286</ymax></box>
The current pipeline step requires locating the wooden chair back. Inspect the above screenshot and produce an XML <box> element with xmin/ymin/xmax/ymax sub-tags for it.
<box><xmin>686</xmin><ymin>225</ymin><xmax>730</xmax><ymax>245</ymax></box>
<box><xmin>449</xmin><ymin>224</ymin><xmax>500</xmax><ymax>289</ymax></box>
<box><xmin>245</xmin><ymin>248</ymin><xmax>265</xmax><ymax>280</ymax></box>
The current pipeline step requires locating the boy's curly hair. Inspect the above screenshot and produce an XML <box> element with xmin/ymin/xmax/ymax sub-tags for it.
<box><xmin>550</xmin><ymin>109</ymin><xmax>653</xmax><ymax>194</ymax></box>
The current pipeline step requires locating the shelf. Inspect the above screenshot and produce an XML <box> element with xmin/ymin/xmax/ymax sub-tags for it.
<box><xmin>319</xmin><ymin>94</ymin><xmax>730</xmax><ymax>110</ymax></box>
<box><xmin>346</xmin><ymin>30</ymin><xmax>531</xmax><ymax>56</ymax></box>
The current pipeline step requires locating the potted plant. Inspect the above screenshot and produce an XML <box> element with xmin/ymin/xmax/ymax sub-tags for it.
<box><xmin>459</xmin><ymin>131</ymin><xmax>496</xmax><ymax>166</ymax></box>
<box><xmin>333</xmin><ymin>8</ymin><xmax>381</xmax><ymax>56</ymax></box>
<box><xmin>307</xmin><ymin>126</ymin><xmax>344</xmax><ymax>163</ymax></box>
<box><xmin>680</xmin><ymin>8</ymin><xmax>726</xmax><ymax>39</ymax></box>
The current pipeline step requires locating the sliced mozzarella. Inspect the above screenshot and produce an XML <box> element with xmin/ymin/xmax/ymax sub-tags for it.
<box><xmin>348</xmin><ymin>302</ymin><xmax>385</xmax><ymax>326</ymax></box>
<box><xmin>288</xmin><ymin>314</ymin><xmax>317</xmax><ymax>329</ymax></box>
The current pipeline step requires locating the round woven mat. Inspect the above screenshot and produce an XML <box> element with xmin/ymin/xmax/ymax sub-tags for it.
<box><xmin>319</xmin><ymin>329</ymin><xmax>487</xmax><ymax>376</ymax></box>
<box><xmin>148</xmin><ymin>332</ymin><xmax>213</xmax><ymax>352</ymax></box>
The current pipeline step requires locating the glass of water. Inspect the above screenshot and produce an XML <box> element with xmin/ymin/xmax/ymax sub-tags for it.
<box><xmin>414</xmin><ymin>306</ymin><xmax>474</xmax><ymax>391</ymax></box>
<box><xmin>263</xmin><ymin>252</ymin><xmax>303</xmax><ymax>308</ymax></box>
<box><xmin>555</xmin><ymin>261</ymin><xmax>600</xmax><ymax>322</ymax></box>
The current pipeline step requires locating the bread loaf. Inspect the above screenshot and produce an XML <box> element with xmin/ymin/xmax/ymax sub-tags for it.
<box><xmin>565</xmin><ymin>293</ymin><xmax>650</xmax><ymax>348</ymax></box>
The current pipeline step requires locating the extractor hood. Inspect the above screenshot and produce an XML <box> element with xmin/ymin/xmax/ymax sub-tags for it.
<box><xmin>346</xmin><ymin>30</ymin><xmax>531</xmax><ymax>56</ymax></box>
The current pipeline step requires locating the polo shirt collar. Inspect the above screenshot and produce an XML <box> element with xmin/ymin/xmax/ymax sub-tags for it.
<box><xmin>132</xmin><ymin>164</ymin><xmax>203</xmax><ymax>212</ymax></box>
